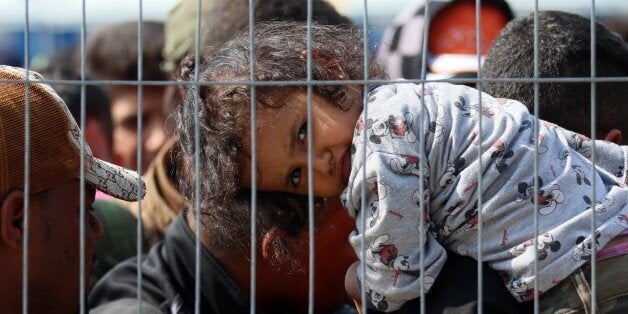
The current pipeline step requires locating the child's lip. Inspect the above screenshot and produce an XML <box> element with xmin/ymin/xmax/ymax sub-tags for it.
<box><xmin>341</xmin><ymin>149</ymin><xmax>352</xmax><ymax>183</ymax></box>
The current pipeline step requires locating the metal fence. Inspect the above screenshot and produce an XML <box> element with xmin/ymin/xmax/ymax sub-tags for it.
<box><xmin>5</xmin><ymin>0</ymin><xmax>628</xmax><ymax>313</ymax></box>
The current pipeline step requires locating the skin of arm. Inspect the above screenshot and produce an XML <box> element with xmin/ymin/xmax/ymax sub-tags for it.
<box><xmin>345</xmin><ymin>261</ymin><xmax>363</xmax><ymax>313</ymax></box>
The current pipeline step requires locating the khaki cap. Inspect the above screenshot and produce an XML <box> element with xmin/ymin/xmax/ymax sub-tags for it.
<box><xmin>0</xmin><ymin>65</ymin><xmax>145</xmax><ymax>201</ymax></box>
<box><xmin>162</xmin><ymin>0</ymin><xmax>215</xmax><ymax>72</ymax></box>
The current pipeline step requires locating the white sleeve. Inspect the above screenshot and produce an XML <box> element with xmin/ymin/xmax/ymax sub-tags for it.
<box><xmin>347</xmin><ymin>148</ymin><xmax>447</xmax><ymax>312</ymax></box>
<box><xmin>343</xmin><ymin>83</ymin><xmax>453</xmax><ymax>312</ymax></box>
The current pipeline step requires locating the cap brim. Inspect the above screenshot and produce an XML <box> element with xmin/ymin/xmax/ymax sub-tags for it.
<box><xmin>85</xmin><ymin>157</ymin><xmax>146</xmax><ymax>202</ymax></box>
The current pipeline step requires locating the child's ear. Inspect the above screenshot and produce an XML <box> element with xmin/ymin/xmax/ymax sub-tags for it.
<box><xmin>261</xmin><ymin>227</ymin><xmax>290</xmax><ymax>266</ymax></box>
<box><xmin>0</xmin><ymin>190</ymin><xmax>26</xmax><ymax>251</ymax></box>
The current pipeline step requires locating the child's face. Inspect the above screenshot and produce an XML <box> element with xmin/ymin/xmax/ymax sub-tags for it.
<box><xmin>241</xmin><ymin>86</ymin><xmax>362</xmax><ymax>197</ymax></box>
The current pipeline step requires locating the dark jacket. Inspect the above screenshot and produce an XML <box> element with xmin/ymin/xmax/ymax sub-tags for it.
<box><xmin>89</xmin><ymin>214</ymin><xmax>255</xmax><ymax>314</ymax></box>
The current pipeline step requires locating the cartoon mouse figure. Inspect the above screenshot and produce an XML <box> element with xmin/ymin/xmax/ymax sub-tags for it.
<box><xmin>454</xmin><ymin>96</ymin><xmax>501</xmax><ymax>118</ymax></box>
<box><xmin>573</xmin><ymin>165</ymin><xmax>592</xmax><ymax>186</ymax></box>
<box><xmin>514</xmin><ymin>177</ymin><xmax>565</xmax><ymax>215</ymax></box>
<box><xmin>490</xmin><ymin>140</ymin><xmax>514</xmax><ymax>174</ymax></box>
<box><xmin>509</xmin><ymin>233</ymin><xmax>561</xmax><ymax>260</ymax></box>
<box><xmin>390</xmin><ymin>154</ymin><xmax>428</xmax><ymax>177</ymax></box>
<box><xmin>367</xmin><ymin>234</ymin><xmax>410</xmax><ymax>271</ymax></box>
<box><xmin>368</xmin><ymin>200</ymin><xmax>380</xmax><ymax>228</ymax></box>
<box><xmin>389</xmin><ymin>113</ymin><xmax>417</xmax><ymax>142</ymax></box>
<box><xmin>499</xmin><ymin>271</ymin><xmax>535</xmax><ymax>302</ymax></box>
<box><xmin>367</xmin><ymin>289</ymin><xmax>390</xmax><ymax>312</ymax></box>
<box><xmin>455</xmin><ymin>205</ymin><xmax>481</xmax><ymax>233</ymax></box>
<box><xmin>573</xmin><ymin>231</ymin><xmax>601</xmax><ymax>261</ymax></box>
<box><xmin>522</xmin><ymin>132</ymin><xmax>550</xmax><ymax>154</ymax></box>
<box><xmin>509</xmin><ymin>280</ymin><xmax>535</xmax><ymax>302</ymax></box>
<box><xmin>367</xmin><ymin>112</ymin><xmax>417</xmax><ymax>144</ymax></box>
<box><xmin>427</xmin><ymin>120</ymin><xmax>444</xmax><ymax>140</ymax></box>
<box><xmin>518</xmin><ymin>119</ymin><xmax>532</xmax><ymax>133</ymax></box>
<box><xmin>567</xmin><ymin>132</ymin><xmax>592</xmax><ymax>158</ymax></box>
<box><xmin>412</xmin><ymin>188</ymin><xmax>430</xmax><ymax>207</ymax></box>
<box><xmin>583</xmin><ymin>195</ymin><xmax>614</xmax><ymax>213</ymax></box>
<box><xmin>614</xmin><ymin>164</ymin><xmax>625</xmax><ymax>178</ymax></box>
<box><xmin>536</xmin><ymin>233</ymin><xmax>562</xmax><ymax>260</ymax></box>
<box><xmin>439</xmin><ymin>157</ymin><xmax>466</xmax><ymax>187</ymax></box>
<box><xmin>555</xmin><ymin>149</ymin><xmax>569</xmax><ymax>168</ymax></box>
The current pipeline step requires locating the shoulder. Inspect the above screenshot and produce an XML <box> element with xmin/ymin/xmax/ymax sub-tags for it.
<box><xmin>89</xmin><ymin>243</ymin><xmax>175</xmax><ymax>312</ymax></box>
<box><xmin>92</xmin><ymin>199</ymin><xmax>140</xmax><ymax>278</ymax></box>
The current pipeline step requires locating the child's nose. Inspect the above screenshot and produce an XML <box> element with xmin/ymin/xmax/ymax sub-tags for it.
<box><xmin>312</xmin><ymin>150</ymin><xmax>333</xmax><ymax>175</ymax></box>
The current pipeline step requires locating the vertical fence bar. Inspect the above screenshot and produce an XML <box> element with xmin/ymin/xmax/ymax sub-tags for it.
<box><xmin>532</xmin><ymin>1</ymin><xmax>541</xmax><ymax>313</ymax></box>
<box><xmin>473</xmin><ymin>1</ymin><xmax>484</xmax><ymax>312</ymax></box>
<box><xmin>193</xmin><ymin>1</ymin><xmax>203</xmax><ymax>313</ymax></box>
<box><xmin>589</xmin><ymin>1</ymin><xmax>598</xmax><ymax>312</ymax></box>
<box><xmin>359</xmin><ymin>1</ymin><xmax>370</xmax><ymax>314</ymax></box>
<box><xmin>304</xmin><ymin>0</ymin><xmax>315</xmax><ymax>313</ymax></box>
<box><xmin>21</xmin><ymin>0</ymin><xmax>31</xmax><ymax>312</ymax></box>
<box><xmin>248</xmin><ymin>0</ymin><xmax>257</xmax><ymax>313</ymax></box>
<box><xmin>135</xmin><ymin>2</ymin><xmax>145</xmax><ymax>312</ymax></box>
<box><xmin>11</xmin><ymin>1</ymin><xmax>622</xmax><ymax>314</ymax></box>
<box><xmin>79</xmin><ymin>0</ymin><xmax>88</xmax><ymax>312</ymax></box>
<box><xmin>418</xmin><ymin>1</ymin><xmax>432</xmax><ymax>313</ymax></box>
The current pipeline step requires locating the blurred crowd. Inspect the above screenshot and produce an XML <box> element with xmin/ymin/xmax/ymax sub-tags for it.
<box><xmin>0</xmin><ymin>0</ymin><xmax>626</xmax><ymax>313</ymax></box>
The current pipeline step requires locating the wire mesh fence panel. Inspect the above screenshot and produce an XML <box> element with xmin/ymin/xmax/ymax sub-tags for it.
<box><xmin>4</xmin><ymin>0</ymin><xmax>628</xmax><ymax>313</ymax></box>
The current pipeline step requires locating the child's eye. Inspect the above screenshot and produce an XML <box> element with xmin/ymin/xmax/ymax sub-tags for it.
<box><xmin>298</xmin><ymin>122</ymin><xmax>307</xmax><ymax>144</ymax></box>
<box><xmin>291</xmin><ymin>167</ymin><xmax>302</xmax><ymax>186</ymax></box>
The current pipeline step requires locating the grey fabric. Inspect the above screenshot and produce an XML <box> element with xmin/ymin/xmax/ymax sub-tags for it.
<box><xmin>342</xmin><ymin>82</ymin><xmax>628</xmax><ymax>312</ymax></box>
<box><xmin>90</xmin><ymin>298</ymin><xmax>161</xmax><ymax>314</ymax></box>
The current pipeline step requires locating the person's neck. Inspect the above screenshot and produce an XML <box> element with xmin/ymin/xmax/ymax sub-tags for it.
<box><xmin>0</xmin><ymin>299</ymin><xmax>18</xmax><ymax>314</ymax></box>
<box><xmin>0</xmin><ymin>265</ymin><xmax>20</xmax><ymax>313</ymax></box>
<box><xmin>210</xmin><ymin>248</ymin><xmax>310</xmax><ymax>313</ymax></box>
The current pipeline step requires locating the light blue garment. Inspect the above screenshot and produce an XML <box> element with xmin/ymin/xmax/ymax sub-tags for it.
<box><xmin>342</xmin><ymin>82</ymin><xmax>628</xmax><ymax>312</ymax></box>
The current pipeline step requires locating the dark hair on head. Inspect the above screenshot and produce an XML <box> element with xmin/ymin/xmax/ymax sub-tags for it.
<box><xmin>176</xmin><ymin>21</ymin><xmax>383</xmax><ymax>247</ymax></box>
<box><xmin>482</xmin><ymin>10</ymin><xmax>628</xmax><ymax>140</ymax></box>
<box><xmin>38</xmin><ymin>49</ymin><xmax>113</xmax><ymax>147</ymax></box>
<box><xmin>87</xmin><ymin>21</ymin><xmax>166</xmax><ymax>81</ymax></box>
<box><xmin>200</xmin><ymin>0</ymin><xmax>352</xmax><ymax>50</ymax></box>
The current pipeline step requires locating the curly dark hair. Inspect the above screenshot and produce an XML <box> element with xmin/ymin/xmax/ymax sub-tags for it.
<box><xmin>200</xmin><ymin>0</ymin><xmax>352</xmax><ymax>51</ymax></box>
<box><xmin>175</xmin><ymin>21</ymin><xmax>383</xmax><ymax>247</ymax></box>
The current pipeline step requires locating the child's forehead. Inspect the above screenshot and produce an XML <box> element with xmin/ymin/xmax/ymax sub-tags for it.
<box><xmin>257</xmin><ymin>89</ymin><xmax>308</xmax><ymax>111</ymax></box>
<box><xmin>258</xmin><ymin>88</ymin><xmax>305</xmax><ymax>105</ymax></box>
<box><xmin>254</xmin><ymin>101</ymin><xmax>304</xmax><ymax>129</ymax></box>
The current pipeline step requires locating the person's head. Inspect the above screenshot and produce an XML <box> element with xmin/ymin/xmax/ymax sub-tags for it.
<box><xmin>176</xmin><ymin>21</ymin><xmax>382</xmax><ymax>206</ymax></box>
<box><xmin>167</xmin><ymin>7</ymin><xmax>358</xmax><ymax>312</ymax></box>
<box><xmin>182</xmin><ymin>191</ymin><xmax>356</xmax><ymax>313</ymax></box>
<box><xmin>39</xmin><ymin>49</ymin><xmax>114</xmax><ymax>162</ymax></box>
<box><xmin>482</xmin><ymin>11</ymin><xmax>628</xmax><ymax>144</ymax></box>
<box><xmin>0</xmin><ymin>66</ymin><xmax>145</xmax><ymax>313</ymax></box>
<box><xmin>86</xmin><ymin>21</ymin><xmax>168</xmax><ymax>172</ymax></box>
<box><xmin>162</xmin><ymin>0</ymin><xmax>352</xmax><ymax>73</ymax></box>
<box><xmin>175</xmin><ymin>22</ymin><xmax>378</xmax><ymax>311</ymax></box>
<box><xmin>377</xmin><ymin>0</ymin><xmax>513</xmax><ymax>80</ymax></box>
<box><xmin>161</xmin><ymin>0</ymin><xmax>353</xmax><ymax>131</ymax></box>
